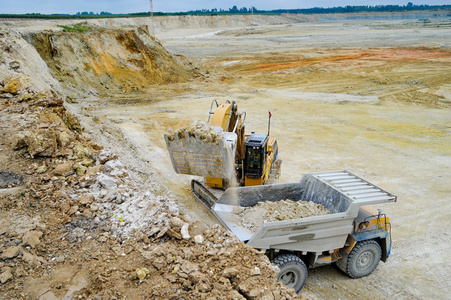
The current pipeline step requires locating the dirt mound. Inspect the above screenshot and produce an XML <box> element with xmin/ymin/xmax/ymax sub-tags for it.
<box><xmin>21</xmin><ymin>26</ymin><xmax>199</xmax><ymax>97</ymax></box>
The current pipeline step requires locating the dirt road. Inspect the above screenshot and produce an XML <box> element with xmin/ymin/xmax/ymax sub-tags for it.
<box><xmin>80</xmin><ymin>16</ymin><xmax>451</xmax><ymax>299</ymax></box>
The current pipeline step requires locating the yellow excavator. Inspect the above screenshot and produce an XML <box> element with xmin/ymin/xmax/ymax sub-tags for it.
<box><xmin>164</xmin><ymin>100</ymin><xmax>281</xmax><ymax>205</ymax></box>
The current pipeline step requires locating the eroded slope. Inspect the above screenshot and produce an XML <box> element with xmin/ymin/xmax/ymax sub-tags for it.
<box><xmin>22</xmin><ymin>26</ymin><xmax>198</xmax><ymax>97</ymax></box>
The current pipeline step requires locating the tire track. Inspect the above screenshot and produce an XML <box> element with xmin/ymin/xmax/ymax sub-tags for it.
<box><xmin>391</xmin><ymin>201</ymin><xmax>451</xmax><ymax>227</ymax></box>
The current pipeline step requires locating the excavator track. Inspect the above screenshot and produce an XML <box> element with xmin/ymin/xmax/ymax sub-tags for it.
<box><xmin>191</xmin><ymin>179</ymin><xmax>219</xmax><ymax>209</ymax></box>
<box><xmin>191</xmin><ymin>179</ymin><xmax>230</xmax><ymax>229</ymax></box>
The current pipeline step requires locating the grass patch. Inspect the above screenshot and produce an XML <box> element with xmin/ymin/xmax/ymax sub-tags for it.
<box><xmin>57</xmin><ymin>22</ymin><xmax>93</xmax><ymax>33</ymax></box>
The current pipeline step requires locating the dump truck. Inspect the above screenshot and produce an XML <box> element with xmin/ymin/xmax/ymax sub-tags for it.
<box><xmin>196</xmin><ymin>170</ymin><xmax>396</xmax><ymax>293</ymax></box>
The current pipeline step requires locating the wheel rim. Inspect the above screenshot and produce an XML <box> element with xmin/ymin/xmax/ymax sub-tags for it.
<box><xmin>357</xmin><ymin>250</ymin><xmax>374</xmax><ymax>270</ymax></box>
<box><xmin>280</xmin><ymin>271</ymin><xmax>297</xmax><ymax>287</ymax></box>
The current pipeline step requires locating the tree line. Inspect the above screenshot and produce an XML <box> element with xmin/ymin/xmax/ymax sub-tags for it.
<box><xmin>272</xmin><ymin>3</ymin><xmax>450</xmax><ymax>14</ymax></box>
<box><xmin>1</xmin><ymin>3</ymin><xmax>449</xmax><ymax>19</ymax></box>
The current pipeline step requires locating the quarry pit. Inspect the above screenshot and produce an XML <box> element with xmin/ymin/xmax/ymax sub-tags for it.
<box><xmin>0</xmin><ymin>12</ymin><xmax>450</xmax><ymax>299</ymax></box>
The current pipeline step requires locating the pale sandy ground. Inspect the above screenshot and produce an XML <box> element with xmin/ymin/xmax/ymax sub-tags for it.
<box><xmin>75</xmin><ymin>17</ymin><xmax>451</xmax><ymax>299</ymax></box>
<box><xmin>8</xmin><ymin>14</ymin><xmax>447</xmax><ymax>299</ymax></box>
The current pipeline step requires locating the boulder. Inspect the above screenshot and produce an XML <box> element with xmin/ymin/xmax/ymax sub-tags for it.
<box><xmin>96</xmin><ymin>174</ymin><xmax>117</xmax><ymax>189</ymax></box>
<box><xmin>22</xmin><ymin>252</ymin><xmax>45</xmax><ymax>265</ymax></box>
<box><xmin>56</xmin><ymin>130</ymin><xmax>73</xmax><ymax>149</ymax></box>
<box><xmin>181</xmin><ymin>223</ymin><xmax>190</xmax><ymax>240</ymax></box>
<box><xmin>0</xmin><ymin>170</ymin><xmax>23</xmax><ymax>188</ymax></box>
<box><xmin>53</xmin><ymin>161</ymin><xmax>74</xmax><ymax>176</ymax></box>
<box><xmin>3</xmin><ymin>74</ymin><xmax>30</xmax><ymax>94</ymax></box>
<box><xmin>1</xmin><ymin>246</ymin><xmax>20</xmax><ymax>260</ymax></box>
<box><xmin>23</xmin><ymin>129</ymin><xmax>58</xmax><ymax>157</ymax></box>
<box><xmin>22</xmin><ymin>230</ymin><xmax>43</xmax><ymax>248</ymax></box>
<box><xmin>12</xmin><ymin>134</ymin><xmax>27</xmax><ymax>150</ymax></box>
<box><xmin>222</xmin><ymin>267</ymin><xmax>239</xmax><ymax>278</ymax></box>
<box><xmin>250</xmin><ymin>266</ymin><xmax>261</xmax><ymax>276</ymax></box>
<box><xmin>9</xmin><ymin>61</ymin><xmax>20</xmax><ymax>70</ymax></box>
<box><xmin>60</xmin><ymin>199</ymin><xmax>71</xmax><ymax>214</ymax></box>
<box><xmin>189</xmin><ymin>221</ymin><xmax>208</xmax><ymax>237</ymax></box>
<box><xmin>169</xmin><ymin>218</ymin><xmax>183</xmax><ymax>229</ymax></box>
<box><xmin>194</xmin><ymin>235</ymin><xmax>204</xmax><ymax>244</ymax></box>
<box><xmin>73</xmin><ymin>162</ymin><xmax>88</xmax><ymax>176</ymax></box>
<box><xmin>67</xmin><ymin>205</ymin><xmax>79</xmax><ymax>216</ymax></box>
<box><xmin>78</xmin><ymin>194</ymin><xmax>94</xmax><ymax>206</ymax></box>
<box><xmin>0</xmin><ymin>268</ymin><xmax>13</xmax><ymax>284</ymax></box>
<box><xmin>136</xmin><ymin>268</ymin><xmax>150</xmax><ymax>280</ymax></box>
<box><xmin>97</xmin><ymin>150</ymin><xmax>118</xmax><ymax>164</ymax></box>
<box><xmin>84</xmin><ymin>164</ymin><xmax>104</xmax><ymax>179</ymax></box>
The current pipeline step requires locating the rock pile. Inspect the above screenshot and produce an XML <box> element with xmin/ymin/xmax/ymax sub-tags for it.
<box><xmin>237</xmin><ymin>200</ymin><xmax>331</xmax><ymax>232</ymax></box>
<box><xmin>166</xmin><ymin>120</ymin><xmax>224</xmax><ymax>143</ymax></box>
<box><xmin>0</xmin><ymin>29</ymin><xmax>308</xmax><ymax>299</ymax></box>
<box><xmin>0</xmin><ymin>91</ymin><xmax>307</xmax><ymax>298</ymax></box>
<box><xmin>133</xmin><ymin>224</ymin><xmax>300</xmax><ymax>299</ymax></box>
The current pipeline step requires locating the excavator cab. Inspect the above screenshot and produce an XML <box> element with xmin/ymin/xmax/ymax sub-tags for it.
<box><xmin>244</xmin><ymin>133</ymin><xmax>267</xmax><ymax>180</ymax></box>
<box><xmin>246</xmin><ymin>146</ymin><xmax>263</xmax><ymax>176</ymax></box>
<box><xmin>244</xmin><ymin>132</ymin><xmax>280</xmax><ymax>186</ymax></box>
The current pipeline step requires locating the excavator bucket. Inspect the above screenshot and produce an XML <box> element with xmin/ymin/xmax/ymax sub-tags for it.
<box><xmin>164</xmin><ymin>130</ymin><xmax>236</xmax><ymax>180</ymax></box>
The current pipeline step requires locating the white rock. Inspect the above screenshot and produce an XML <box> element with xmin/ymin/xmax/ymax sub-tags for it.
<box><xmin>194</xmin><ymin>235</ymin><xmax>204</xmax><ymax>244</ymax></box>
<box><xmin>181</xmin><ymin>223</ymin><xmax>190</xmax><ymax>239</ymax></box>
<box><xmin>97</xmin><ymin>174</ymin><xmax>117</xmax><ymax>190</ymax></box>
<box><xmin>104</xmin><ymin>160</ymin><xmax>126</xmax><ymax>177</ymax></box>
<box><xmin>251</xmin><ymin>266</ymin><xmax>261</xmax><ymax>276</ymax></box>
<box><xmin>98</xmin><ymin>150</ymin><xmax>118</xmax><ymax>164</ymax></box>
<box><xmin>137</xmin><ymin>200</ymin><xmax>146</xmax><ymax>209</ymax></box>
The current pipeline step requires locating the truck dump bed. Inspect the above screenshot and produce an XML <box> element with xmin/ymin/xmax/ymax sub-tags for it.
<box><xmin>213</xmin><ymin>170</ymin><xmax>396</xmax><ymax>252</ymax></box>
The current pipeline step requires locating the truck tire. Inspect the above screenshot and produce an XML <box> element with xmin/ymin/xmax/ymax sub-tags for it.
<box><xmin>272</xmin><ymin>254</ymin><xmax>308</xmax><ymax>293</ymax></box>
<box><xmin>343</xmin><ymin>239</ymin><xmax>382</xmax><ymax>279</ymax></box>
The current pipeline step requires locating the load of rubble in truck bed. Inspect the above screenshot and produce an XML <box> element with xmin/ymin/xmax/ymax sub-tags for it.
<box><xmin>235</xmin><ymin>200</ymin><xmax>331</xmax><ymax>233</ymax></box>
<box><xmin>166</xmin><ymin>120</ymin><xmax>223</xmax><ymax>143</ymax></box>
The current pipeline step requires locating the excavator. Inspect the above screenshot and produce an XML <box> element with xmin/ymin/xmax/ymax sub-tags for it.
<box><xmin>164</xmin><ymin>100</ymin><xmax>281</xmax><ymax>206</ymax></box>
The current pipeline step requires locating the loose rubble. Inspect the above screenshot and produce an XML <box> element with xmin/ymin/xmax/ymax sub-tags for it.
<box><xmin>238</xmin><ymin>200</ymin><xmax>330</xmax><ymax>232</ymax></box>
<box><xmin>0</xmin><ymin>65</ymin><xmax>308</xmax><ymax>299</ymax></box>
<box><xmin>166</xmin><ymin>120</ymin><xmax>224</xmax><ymax>143</ymax></box>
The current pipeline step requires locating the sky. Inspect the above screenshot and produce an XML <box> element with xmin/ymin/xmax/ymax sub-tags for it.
<box><xmin>1</xmin><ymin>0</ymin><xmax>450</xmax><ymax>15</ymax></box>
